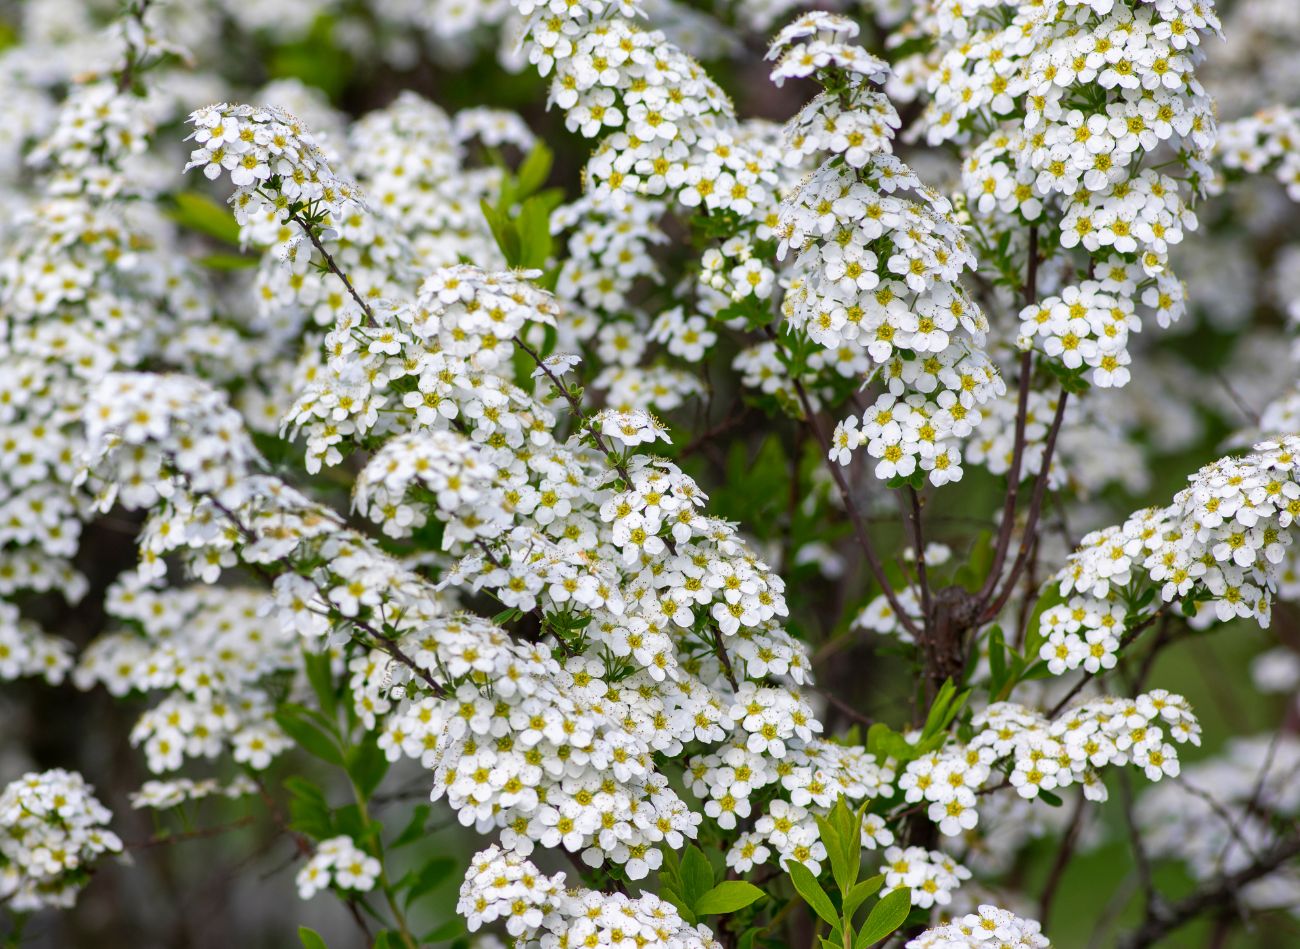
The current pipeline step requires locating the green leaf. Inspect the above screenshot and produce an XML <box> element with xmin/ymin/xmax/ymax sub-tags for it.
<box><xmin>987</xmin><ymin>626</ymin><xmax>1007</xmax><ymax>692</ymax></box>
<box><xmin>298</xmin><ymin>926</ymin><xmax>328</xmax><ymax>949</ymax></box>
<box><xmin>843</xmin><ymin>874</ymin><xmax>884</xmax><ymax>921</ymax></box>
<box><xmin>855</xmin><ymin>888</ymin><xmax>912</xmax><ymax>948</ymax></box>
<box><xmin>423</xmin><ymin>919</ymin><xmax>464</xmax><ymax>942</ymax></box>
<box><xmin>346</xmin><ymin>733</ymin><xmax>390</xmax><ymax>799</ymax></box>
<box><xmin>680</xmin><ymin>846</ymin><xmax>716</xmax><ymax>907</ymax></box>
<box><xmin>404</xmin><ymin>856</ymin><xmax>456</xmax><ymax>909</ymax></box>
<box><xmin>302</xmin><ymin>649</ymin><xmax>337</xmax><ymax>717</ymax></box>
<box><xmin>516</xmin><ymin>196</ymin><xmax>554</xmax><ymax>269</ymax></box>
<box><xmin>815</xmin><ymin>797</ymin><xmax>862</xmax><ymax>896</ymax></box>
<box><xmin>660</xmin><ymin>886</ymin><xmax>696</xmax><ymax>925</ymax></box>
<box><xmin>275</xmin><ymin>707</ymin><xmax>343</xmax><ymax>765</ymax></box>
<box><xmin>786</xmin><ymin>860</ymin><xmax>839</xmax><ymax>930</ymax></box>
<box><xmin>481</xmin><ymin>199</ymin><xmax>520</xmax><ymax>266</ymax></box>
<box><xmin>954</xmin><ymin>531</ymin><xmax>993</xmax><ymax>593</ymax></box>
<box><xmin>695</xmin><ymin>881</ymin><xmax>765</xmax><ymax>916</ymax></box>
<box><xmin>515</xmin><ymin>144</ymin><xmax>554</xmax><ymax>199</ymax></box>
<box><xmin>391</xmin><ymin>804</ymin><xmax>432</xmax><ymax>849</ymax></box>
<box><xmin>284</xmin><ymin>777</ymin><xmax>333</xmax><ymax>840</ymax></box>
<box><xmin>166</xmin><ymin>192</ymin><xmax>242</xmax><ymax>245</ymax></box>
<box><xmin>1020</xmin><ymin>584</ymin><xmax>1065</xmax><ymax>663</ymax></box>
<box><xmin>198</xmin><ymin>252</ymin><xmax>257</xmax><ymax>270</ymax></box>
<box><xmin>1037</xmin><ymin>789</ymin><xmax>1064</xmax><ymax>807</ymax></box>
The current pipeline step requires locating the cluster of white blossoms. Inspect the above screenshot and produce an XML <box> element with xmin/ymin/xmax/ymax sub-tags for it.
<box><xmin>512</xmin><ymin>0</ymin><xmax>832</xmax><ymax>419</ymax></box>
<box><xmin>74</xmin><ymin>577</ymin><xmax>297</xmax><ymax>774</ymax></box>
<box><xmin>1218</xmin><ymin>106</ymin><xmax>1300</xmax><ymax>202</ymax></box>
<box><xmin>897</xmin><ymin>690</ymin><xmax>1199</xmax><ymax>840</ymax></box>
<box><xmin>1040</xmin><ymin>436</ymin><xmax>1300</xmax><ymax>668</ymax></box>
<box><xmin>69</xmin><ymin>88</ymin><xmax>928</xmax><ymax>910</ymax></box>
<box><xmin>186</xmin><ymin>101</ymin><xmax>370</xmax><ymax>264</ymax></box>
<box><xmin>129</xmin><ymin>776</ymin><xmax>258</xmax><ymax>811</ymax></box>
<box><xmin>0</xmin><ymin>770</ymin><xmax>121</xmax><ymax>911</ymax></box>
<box><xmin>1017</xmin><ymin>280</ymin><xmax>1140</xmax><ymax>388</ymax></box>
<box><xmin>774</xmin><ymin>13</ymin><xmax>1005</xmax><ymax>487</ymax></box>
<box><xmin>458</xmin><ymin>845</ymin><xmax>722</xmax><ymax>947</ymax></box>
<box><xmin>1138</xmin><ymin>734</ymin><xmax>1300</xmax><ymax>912</ymax></box>
<box><xmin>906</xmin><ymin>905</ymin><xmax>1051</xmax><ymax>949</ymax></box>
<box><xmin>0</xmin><ymin>5</ymin><xmax>239</xmax><ymax>697</ymax></box>
<box><xmin>883</xmin><ymin>845</ymin><xmax>972</xmax><ymax>909</ymax></box>
<box><xmin>894</xmin><ymin>0</ymin><xmax>1221</xmax><ymax>393</ymax></box>
<box><xmin>689</xmin><ymin>734</ymin><xmax>895</xmax><ymax>873</ymax></box>
<box><xmin>13</xmin><ymin>0</ymin><xmax>1295</xmax><ymax>942</ymax></box>
<box><xmin>295</xmin><ymin>835</ymin><xmax>381</xmax><ymax>901</ymax></box>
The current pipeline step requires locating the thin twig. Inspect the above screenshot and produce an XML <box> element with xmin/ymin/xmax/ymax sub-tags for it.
<box><xmin>905</xmin><ymin>487</ymin><xmax>932</xmax><ymax>626</ymax></box>
<box><xmin>1118</xmin><ymin>832</ymin><xmax>1300</xmax><ymax>948</ymax></box>
<box><xmin>1038</xmin><ymin>792</ymin><xmax>1087</xmax><ymax>928</ymax></box>
<box><xmin>979</xmin><ymin>224</ymin><xmax>1040</xmax><ymax>604</ymax></box>
<box><xmin>765</xmin><ymin>327</ymin><xmax>920</xmax><ymax>638</ymax></box>
<box><xmin>981</xmin><ymin>391</ymin><xmax>1069</xmax><ymax>622</ymax></box>
<box><xmin>1045</xmin><ymin>611</ymin><xmax>1162</xmax><ymax>718</ymax></box>
<box><xmin>288</xmin><ymin>209</ymin><xmax>375</xmax><ymax>326</ymax></box>
<box><xmin>125</xmin><ymin>816</ymin><xmax>256</xmax><ymax>850</ymax></box>
<box><xmin>980</xmin><ymin>350</ymin><xmax>1035</xmax><ymax>604</ymax></box>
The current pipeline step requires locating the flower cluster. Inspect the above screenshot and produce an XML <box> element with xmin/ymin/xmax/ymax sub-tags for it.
<box><xmin>186</xmin><ymin>102</ymin><xmax>367</xmax><ymax>262</ymax></box>
<box><xmin>0</xmin><ymin>8</ymin><xmax>231</xmax><ymax>698</ymax></box>
<box><xmin>773</xmin><ymin>14</ymin><xmax>1004</xmax><ymax>486</ymax></box>
<box><xmin>129</xmin><ymin>776</ymin><xmax>258</xmax><ymax>810</ymax></box>
<box><xmin>690</xmin><ymin>734</ymin><xmax>895</xmax><ymax>873</ymax></box>
<box><xmin>1042</xmin><ymin>436</ymin><xmax>1300</xmax><ymax>665</ymax></box>
<box><xmin>0</xmin><ymin>770</ymin><xmax>121</xmax><ymax>911</ymax></box>
<box><xmin>906</xmin><ymin>905</ymin><xmax>1051</xmax><ymax>948</ymax></box>
<box><xmin>896</xmin><ymin>690</ymin><xmax>1199</xmax><ymax>841</ymax></box>
<box><xmin>75</xmin><ymin>578</ymin><xmax>297</xmax><ymax>774</ymax></box>
<box><xmin>458</xmin><ymin>845</ymin><xmax>722</xmax><ymax>947</ymax></box>
<box><xmin>296</xmin><ymin>836</ymin><xmax>381</xmax><ymax>900</ymax></box>
<box><xmin>901</xmin><ymin>0</ymin><xmax>1221</xmax><ymax>386</ymax></box>
<box><xmin>10</xmin><ymin>0</ymin><xmax>1287</xmax><ymax>943</ymax></box>
<box><xmin>882</xmin><ymin>845</ymin><xmax>972</xmax><ymax>909</ymax></box>
<box><xmin>1218</xmin><ymin>106</ymin><xmax>1300</xmax><ymax>201</ymax></box>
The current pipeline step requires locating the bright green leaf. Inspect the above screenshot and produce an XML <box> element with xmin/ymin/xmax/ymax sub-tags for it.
<box><xmin>404</xmin><ymin>856</ymin><xmax>456</xmax><ymax>909</ymax></box>
<box><xmin>298</xmin><ymin>926</ymin><xmax>328</xmax><ymax>949</ymax></box>
<box><xmin>275</xmin><ymin>708</ymin><xmax>343</xmax><ymax>765</ymax></box>
<box><xmin>855</xmin><ymin>889</ymin><xmax>912</xmax><ymax>948</ymax></box>
<box><xmin>515</xmin><ymin>144</ymin><xmax>554</xmax><ymax>199</ymax></box>
<box><xmin>391</xmin><ymin>804</ymin><xmax>432</xmax><ymax>849</ymax></box>
<box><xmin>843</xmin><ymin>874</ymin><xmax>884</xmax><ymax>921</ymax></box>
<box><xmin>166</xmin><ymin>192</ymin><xmax>242</xmax><ymax>245</ymax></box>
<box><xmin>786</xmin><ymin>860</ymin><xmax>839</xmax><ymax>930</ymax></box>
<box><xmin>680</xmin><ymin>846</ymin><xmax>716</xmax><ymax>907</ymax></box>
<box><xmin>694</xmin><ymin>881</ymin><xmax>764</xmax><ymax>916</ymax></box>
<box><xmin>345</xmin><ymin>734</ymin><xmax>390</xmax><ymax>799</ymax></box>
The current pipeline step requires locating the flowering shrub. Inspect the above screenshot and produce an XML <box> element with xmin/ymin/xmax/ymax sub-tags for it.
<box><xmin>2</xmin><ymin>0</ymin><xmax>1300</xmax><ymax>947</ymax></box>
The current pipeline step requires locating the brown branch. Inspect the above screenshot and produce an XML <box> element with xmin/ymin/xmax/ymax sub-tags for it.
<box><xmin>980</xmin><ymin>390</ymin><xmax>1069</xmax><ymax>622</ymax></box>
<box><xmin>288</xmin><ymin>209</ymin><xmax>375</xmax><ymax>326</ymax></box>
<box><xmin>125</xmin><ymin>816</ymin><xmax>256</xmax><ymax>850</ymax></box>
<box><xmin>765</xmin><ymin>327</ymin><xmax>920</xmax><ymax>638</ymax></box>
<box><xmin>978</xmin><ymin>225</ymin><xmax>1040</xmax><ymax>604</ymax></box>
<box><xmin>1118</xmin><ymin>832</ymin><xmax>1300</xmax><ymax>948</ymax></box>
<box><xmin>979</xmin><ymin>349</ymin><xmax>1035</xmax><ymax>604</ymax></box>
<box><xmin>904</xmin><ymin>487</ymin><xmax>932</xmax><ymax>627</ymax></box>
<box><xmin>1038</xmin><ymin>791</ymin><xmax>1087</xmax><ymax>928</ymax></box>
